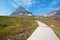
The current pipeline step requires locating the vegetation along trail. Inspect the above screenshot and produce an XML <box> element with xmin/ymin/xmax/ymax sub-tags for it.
<box><xmin>27</xmin><ymin>20</ymin><xmax>59</xmax><ymax>40</ymax></box>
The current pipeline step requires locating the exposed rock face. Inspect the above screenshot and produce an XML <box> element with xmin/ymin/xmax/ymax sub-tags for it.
<box><xmin>43</xmin><ymin>10</ymin><xmax>60</xmax><ymax>18</ymax></box>
<box><xmin>11</xmin><ymin>7</ymin><xmax>33</xmax><ymax>16</ymax></box>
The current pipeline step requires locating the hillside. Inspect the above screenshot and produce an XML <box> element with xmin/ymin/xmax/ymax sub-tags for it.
<box><xmin>0</xmin><ymin>16</ymin><xmax>38</xmax><ymax>40</ymax></box>
<box><xmin>0</xmin><ymin>16</ymin><xmax>60</xmax><ymax>40</ymax></box>
<box><xmin>43</xmin><ymin>10</ymin><xmax>60</xmax><ymax>18</ymax></box>
<box><xmin>11</xmin><ymin>7</ymin><xmax>33</xmax><ymax>16</ymax></box>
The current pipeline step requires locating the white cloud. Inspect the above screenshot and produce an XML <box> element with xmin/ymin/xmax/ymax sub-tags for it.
<box><xmin>14</xmin><ymin>0</ymin><xmax>36</xmax><ymax>7</ymax></box>
<box><xmin>8</xmin><ymin>0</ymin><xmax>36</xmax><ymax>8</ymax></box>
<box><xmin>47</xmin><ymin>0</ymin><xmax>60</xmax><ymax>11</ymax></box>
<box><xmin>8</xmin><ymin>0</ymin><xmax>19</xmax><ymax>8</ymax></box>
<box><xmin>49</xmin><ymin>0</ymin><xmax>60</xmax><ymax>7</ymax></box>
<box><xmin>47</xmin><ymin>7</ymin><xmax>53</xmax><ymax>10</ymax></box>
<box><xmin>11</xmin><ymin>2</ymin><xmax>19</xmax><ymax>8</ymax></box>
<box><xmin>54</xmin><ymin>8</ymin><xmax>60</xmax><ymax>10</ymax></box>
<box><xmin>47</xmin><ymin>7</ymin><xmax>60</xmax><ymax>11</ymax></box>
<box><xmin>50</xmin><ymin>0</ymin><xmax>57</xmax><ymax>6</ymax></box>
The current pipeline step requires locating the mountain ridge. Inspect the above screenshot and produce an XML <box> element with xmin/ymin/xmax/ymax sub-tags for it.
<box><xmin>43</xmin><ymin>10</ymin><xmax>60</xmax><ymax>18</ymax></box>
<box><xmin>11</xmin><ymin>7</ymin><xmax>33</xmax><ymax>16</ymax></box>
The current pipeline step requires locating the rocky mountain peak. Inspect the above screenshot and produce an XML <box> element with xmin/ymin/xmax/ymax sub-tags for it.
<box><xmin>11</xmin><ymin>6</ymin><xmax>33</xmax><ymax>16</ymax></box>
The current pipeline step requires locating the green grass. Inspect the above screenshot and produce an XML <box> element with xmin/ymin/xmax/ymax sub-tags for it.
<box><xmin>0</xmin><ymin>16</ymin><xmax>60</xmax><ymax>40</ymax></box>
<box><xmin>37</xmin><ymin>17</ymin><xmax>60</xmax><ymax>39</ymax></box>
<box><xmin>0</xmin><ymin>16</ymin><xmax>38</xmax><ymax>40</ymax></box>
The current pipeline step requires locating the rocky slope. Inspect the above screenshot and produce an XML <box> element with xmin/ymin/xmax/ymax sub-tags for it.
<box><xmin>43</xmin><ymin>10</ymin><xmax>60</xmax><ymax>18</ymax></box>
<box><xmin>11</xmin><ymin>7</ymin><xmax>33</xmax><ymax>16</ymax></box>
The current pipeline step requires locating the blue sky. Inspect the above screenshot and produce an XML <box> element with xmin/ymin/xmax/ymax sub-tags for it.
<box><xmin>0</xmin><ymin>0</ymin><xmax>60</xmax><ymax>16</ymax></box>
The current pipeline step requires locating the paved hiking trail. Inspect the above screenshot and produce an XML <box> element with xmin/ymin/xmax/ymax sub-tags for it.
<box><xmin>27</xmin><ymin>21</ymin><xmax>59</xmax><ymax>40</ymax></box>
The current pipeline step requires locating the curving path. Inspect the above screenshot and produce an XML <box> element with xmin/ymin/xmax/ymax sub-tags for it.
<box><xmin>27</xmin><ymin>20</ymin><xmax>59</xmax><ymax>40</ymax></box>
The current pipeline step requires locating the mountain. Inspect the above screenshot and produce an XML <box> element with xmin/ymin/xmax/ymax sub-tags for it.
<box><xmin>43</xmin><ymin>10</ymin><xmax>60</xmax><ymax>18</ymax></box>
<box><xmin>11</xmin><ymin>7</ymin><xmax>33</xmax><ymax>16</ymax></box>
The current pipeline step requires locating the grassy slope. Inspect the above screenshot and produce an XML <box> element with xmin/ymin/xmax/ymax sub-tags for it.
<box><xmin>0</xmin><ymin>16</ymin><xmax>38</xmax><ymax>40</ymax></box>
<box><xmin>0</xmin><ymin>16</ymin><xmax>60</xmax><ymax>40</ymax></box>
<box><xmin>38</xmin><ymin>17</ymin><xmax>60</xmax><ymax>39</ymax></box>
